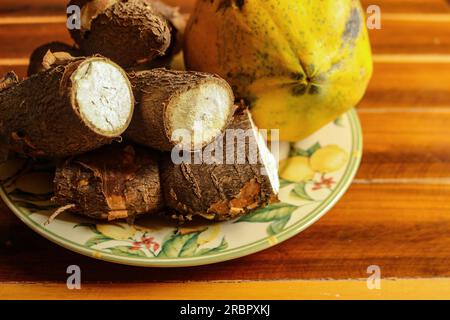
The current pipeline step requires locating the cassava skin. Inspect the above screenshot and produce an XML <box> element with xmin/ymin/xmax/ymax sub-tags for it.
<box><xmin>149</xmin><ymin>0</ymin><xmax>187</xmax><ymax>56</ymax></box>
<box><xmin>0</xmin><ymin>71</ymin><xmax>19</xmax><ymax>92</ymax></box>
<box><xmin>53</xmin><ymin>144</ymin><xmax>164</xmax><ymax>221</ymax></box>
<box><xmin>0</xmin><ymin>72</ymin><xmax>19</xmax><ymax>162</ymax></box>
<box><xmin>68</xmin><ymin>0</ymin><xmax>171</xmax><ymax>67</ymax></box>
<box><xmin>126</xmin><ymin>68</ymin><xmax>235</xmax><ymax>152</ymax></box>
<box><xmin>0</xmin><ymin>56</ymin><xmax>134</xmax><ymax>158</ymax></box>
<box><xmin>28</xmin><ymin>42</ymin><xmax>82</xmax><ymax>76</ymax></box>
<box><xmin>160</xmin><ymin>108</ymin><xmax>280</xmax><ymax>221</ymax></box>
<box><xmin>138</xmin><ymin>1</ymin><xmax>188</xmax><ymax>69</ymax></box>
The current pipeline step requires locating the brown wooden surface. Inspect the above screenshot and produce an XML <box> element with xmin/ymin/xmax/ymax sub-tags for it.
<box><xmin>0</xmin><ymin>0</ymin><xmax>450</xmax><ymax>297</ymax></box>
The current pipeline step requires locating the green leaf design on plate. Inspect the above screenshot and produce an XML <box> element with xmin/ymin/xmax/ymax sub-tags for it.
<box><xmin>109</xmin><ymin>246</ymin><xmax>148</xmax><ymax>258</ymax></box>
<box><xmin>290</xmin><ymin>182</ymin><xmax>314</xmax><ymax>201</ymax></box>
<box><xmin>289</xmin><ymin>142</ymin><xmax>322</xmax><ymax>158</ymax></box>
<box><xmin>179</xmin><ymin>233</ymin><xmax>201</xmax><ymax>257</ymax></box>
<box><xmin>158</xmin><ymin>232</ymin><xmax>200</xmax><ymax>258</ymax></box>
<box><xmin>85</xmin><ymin>234</ymin><xmax>112</xmax><ymax>247</ymax></box>
<box><xmin>289</xmin><ymin>148</ymin><xmax>309</xmax><ymax>157</ymax></box>
<box><xmin>237</xmin><ymin>203</ymin><xmax>298</xmax><ymax>223</ymax></box>
<box><xmin>334</xmin><ymin>116</ymin><xmax>344</xmax><ymax>127</ymax></box>
<box><xmin>267</xmin><ymin>215</ymin><xmax>291</xmax><ymax>236</ymax></box>
<box><xmin>196</xmin><ymin>237</ymin><xmax>228</xmax><ymax>256</ymax></box>
<box><xmin>279</xmin><ymin>178</ymin><xmax>292</xmax><ymax>188</ymax></box>
<box><xmin>306</xmin><ymin>142</ymin><xmax>322</xmax><ymax>156</ymax></box>
<box><xmin>74</xmin><ymin>223</ymin><xmax>101</xmax><ymax>235</ymax></box>
<box><xmin>159</xmin><ymin>229</ymin><xmax>229</xmax><ymax>258</ymax></box>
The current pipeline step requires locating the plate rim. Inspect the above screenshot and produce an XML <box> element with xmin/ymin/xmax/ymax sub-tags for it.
<box><xmin>0</xmin><ymin>109</ymin><xmax>363</xmax><ymax>267</ymax></box>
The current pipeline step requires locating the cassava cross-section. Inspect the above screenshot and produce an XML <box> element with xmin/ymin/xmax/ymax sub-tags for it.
<box><xmin>126</xmin><ymin>68</ymin><xmax>235</xmax><ymax>152</ymax></box>
<box><xmin>0</xmin><ymin>56</ymin><xmax>134</xmax><ymax>159</ymax></box>
<box><xmin>161</xmin><ymin>108</ymin><xmax>280</xmax><ymax>221</ymax></box>
<box><xmin>53</xmin><ymin>144</ymin><xmax>163</xmax><ymax>221</ymax></box>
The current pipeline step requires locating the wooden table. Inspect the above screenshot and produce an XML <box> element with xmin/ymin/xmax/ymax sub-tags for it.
<box><xmin>0</xmin><ymin>0</ymin><xmax>450</xmax><ymax>300</ymax></box>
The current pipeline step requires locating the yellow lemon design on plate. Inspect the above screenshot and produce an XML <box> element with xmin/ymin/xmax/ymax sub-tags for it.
<box><xmin>310</xmin><ymin>145</ymin><xmax>349</xmax><ymax>173</ymax></box>
<box><xmin>279</xmin><ymin>156</ymin><xmax>315</xmax><ymax>182</ymax></box>
<box><xmin>198</xmin><ymin>225</ymin><xmax>221</xmax><ymax>245</ymax></box>
<box><xmin>97</xmin><ymin>223</ymin><xmax>137</xmax><ymax>240</ymax></box>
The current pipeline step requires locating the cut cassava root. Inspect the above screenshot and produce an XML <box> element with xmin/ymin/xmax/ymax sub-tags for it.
<box><xmin>160</xmin><ymin>108</ymin><xmax>280</xmax><ymax>221</ymax></box>
<box><xmin>68</xmin><ymin>0</ymin><xmax>172</xmax><ymax>67</ymax></box>
<box><xmin>0</xmin><ymin>56</ymin><xmax>134</xmax><ymax>158</ymax></box>
<box><xmin>53</xmin><ymin>144</ymin><xmax>163</xmax><ymax>221</ymax></box>
<box><xmin>126</xmin><ymin>68</ymin><xmax>235</xmax><ymax>152</ymax></box>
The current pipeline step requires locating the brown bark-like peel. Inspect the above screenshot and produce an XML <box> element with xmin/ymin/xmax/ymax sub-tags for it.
<box><xmin>0</xmin><ymin>56</ymin><xmax>134</xmax><ymax>158</ymax></box>
<box><xmin>161</xmin><ymin>108</ymin><xmax>279</xmax><ymax>221</ymax></box>
<box><xmin>0</xmin><ymin>72</ymin><xmax>19</xmax><ymax>92</ymax></box>
<box><xmin>28</xmin><ymin>42</ymin><xmax>83</xmax><ymax>76</ymax></box>
<box><xmin>126</xmin><ymin>68</ymin><xmax>235</xmax><ymax>152</ymax></box>
<box><xmin>149</xmin><ymin>0</ymin><xmax>187</xmax><ymax>56</ymax></box>
<box><xmin>53</xmin><ymin>144</ymin><xmax>164</xmax><ymax>221</ymax></box>
<box><xmin>68</xmin><ymin>0</ymin><xmax>172</xmax><ymax>67</ymax></box>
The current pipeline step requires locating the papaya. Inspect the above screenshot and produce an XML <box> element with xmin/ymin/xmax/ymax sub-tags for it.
<box><xmin>184</xmin><ymin>0</ymin><xmax>373</xmax><ymax>141</ymax></box>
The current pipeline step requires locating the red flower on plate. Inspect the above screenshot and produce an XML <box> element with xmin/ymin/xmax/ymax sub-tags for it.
<box><xmin>131</xmin><ymin>235</ymin><xmax>160</xmax><ymax>251</ymax></box>
<box><xmin>312</xmin><ymin>175</ymin><xmax>336</xmax><ymax>191</ymax></box>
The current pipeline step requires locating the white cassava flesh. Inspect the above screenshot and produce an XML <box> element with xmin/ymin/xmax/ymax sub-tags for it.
<box><xmin>169</xmin><ymin>82</ymin><xmax>233</xmax><ymax>149</ymax></box>
<box><xmin>249</xmin><ymin>116</ymin><xmax>280</xmax><ymax>194</ymax></box>
<box><xmin>73</xmin><ymin>60</ymin><xmax>133</xmax><ymax>136</ymax></box>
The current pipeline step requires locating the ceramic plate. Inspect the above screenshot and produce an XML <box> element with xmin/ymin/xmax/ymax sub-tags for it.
<box><xmin>0</xmin><ymin>109</ymin><xmax>362</xmax><ymax>267</ymax></box>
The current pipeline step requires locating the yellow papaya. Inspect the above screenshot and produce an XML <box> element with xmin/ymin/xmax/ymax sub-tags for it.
<box><xmin>184</xmin><ymin>0</ymin><xmax>373</xmax><ymax>141</ymax></box>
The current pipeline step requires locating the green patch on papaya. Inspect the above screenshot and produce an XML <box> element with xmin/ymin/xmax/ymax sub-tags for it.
<box><xmin>290</xmin><ymin>73</ymin><xmax>305</xmax><ymax>81</ymax></box>
<box><xmin>235</xmin><ymin>0</ymin><xmax>245</xmax><ymax>9</ymax></box>
<box><xmin>308</xmin><ymin>85</ymin><xmax>320</xmax><ymax>95</ymax></box>
<box><xmin>342</xmin><ymin>8</ymin><xmax>361</xmax><ymax>43</ymax></box>
<box><xmin>217</xmin><ymin>0</ymin><xmax>245</xmax><ymax>12</ymax></box>
<box><xmin>291</xmin><ymin>83</ymin><xmax>307</xmax><ymax>96</ymax></box>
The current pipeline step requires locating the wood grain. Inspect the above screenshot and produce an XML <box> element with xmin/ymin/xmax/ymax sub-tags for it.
<box><xmin>0</xmin><ymin>0</ymin><xmax>450</xmax><ymax>297</ymax></box>
<box><xmin>1</xmin><ymin>183</ymin><xmax>450</xmax><ymax>282</ymax></box>
<box><xmin>360</xmin><ymin>62</ymin><xmax>450</xmax><ymax>109</ymax></box>
<box><xmin>0</xmin><ymin>0</ymin><xmax>197</xmax><ymax>17</ymax></box>
<box><xmin>3</xmin><ymin>278</ymin><xmax>450</xmax><ymax>300</ymax></box>
<box><xmin>0</xmin><ymin>5</ymin><xmax>449</xmax><ymax>60</ymax></box>
<box><xmin>1</xmin><ymin>0</ymin><xmax>448</xmax><ymax>17</ymax></box>
<box><xmin>3</xmin><ymin>62</ymin><xmax>450</xmax><ymax>114</ymax></box>
<box><xmin>370</xmin><ymin>20</ymin><xmax>450</xmax><ymax>54</ymax></box>
<box><xmin>361</xmin><ymin>0</ymin><xmax>450</xmax><ymax>13</ymax></box>
<box><xmin>358</xmin><ymin>111</ymin><xmax>450</xmax><ymax>179</ymax></box>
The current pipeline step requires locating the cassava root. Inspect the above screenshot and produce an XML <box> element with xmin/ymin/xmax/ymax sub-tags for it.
<box><xmin>149</xmin><ymin>0</ymin><xmax>187</xmax><ymax>57</ymax></box>
<box><xmin>68</xmin><ymin>0</ymin><xmax>172</xmax><ymax>67</ymax></box>
<box><xmin>53</xmin><ymin>144</ymin><xmax>163</xmax><ymax>221</ymax></box>
<box><xmin>0</xmin><ymin>56</ymin><xmax>134</xmax><ymax>158</ymax></box>
<box><xmin>160</xmin><ymin>108</ymin><xmax>280</xmax><ymax>221</ymax></box>
<box><xmin>126</xmin><ymin>68</ymin><xmax>235</xmax><ymax>152</ymax></box>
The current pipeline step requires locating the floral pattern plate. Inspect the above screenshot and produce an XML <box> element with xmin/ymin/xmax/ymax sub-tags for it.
<box><xmin>0</xmin><ymin>109</ymin><xmax>362</xmax><ymax>267</ymax></box>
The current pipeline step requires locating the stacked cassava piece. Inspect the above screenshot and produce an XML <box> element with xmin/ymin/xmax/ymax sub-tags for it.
<box><xmin>0</xmin><ymin>0</ymin><xmax>279</xmax><ymax>223</ymax></box>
